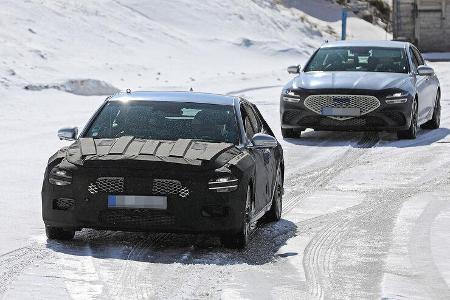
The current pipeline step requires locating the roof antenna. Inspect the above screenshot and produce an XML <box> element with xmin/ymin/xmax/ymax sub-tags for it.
<box><xmin>126</xmin><ymin>88</ymin><xmax>131</xmax><ymax>94</ymax></box>
<box><xmin>189</xmin><ymin>87</ymin><xmax>194</xmax><ymax>92</ymax></box>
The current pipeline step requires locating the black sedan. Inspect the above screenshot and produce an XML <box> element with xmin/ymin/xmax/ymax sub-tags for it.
<box><xmin>281</xmin><ymin>40</ymin><xmax>441</xmax><ymax>139</ymax></box>
<box><xmin>42</xmin><ymin>91</ymin><xmax>284</xmax><ymax>249</ymax></box>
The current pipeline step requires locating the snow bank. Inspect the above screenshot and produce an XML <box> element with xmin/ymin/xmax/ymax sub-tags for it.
<box><xmin>24</xmin><ymin>79</ymin><xmax>119</xmax><ymax>96</ymax></box>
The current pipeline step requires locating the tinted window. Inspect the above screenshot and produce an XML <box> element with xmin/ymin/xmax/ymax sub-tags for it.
<box><xmin>85</xmin><ymin>101</ymin><xmax>239</xmax><ymax>144</ymax></box>
<box><xmin>305</xmin><ymin>46</ymin><xmax>408</xmax><ymax>73</ymax></box>
<box><xmin>240</xmin><ymin>104</ymin><xmax>259</xmax><ymax>138</ymax></box>
<box><xmin>409</xmin><ymin>48</ymin><xmax>420</xmax><ymax>69</ymax></box>
<box><xmin>412</xmin><ymin>47</ymin><xmax>424</xmax><ymax>65</ymax></box>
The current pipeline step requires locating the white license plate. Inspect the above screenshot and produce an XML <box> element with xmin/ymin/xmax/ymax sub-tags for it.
<box><xmin>321</xmin><ymin>107</ymin><xmax>361</xmax><ymax>117</ymax></box>
<box><xmin>108</xmin><ymin>195</ymin><xmax>167</xmax><ymax>209</ymax></box>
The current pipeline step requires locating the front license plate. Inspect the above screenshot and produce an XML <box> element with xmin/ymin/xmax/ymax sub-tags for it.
<box><xmin>108</xmin><ymin>195</ymin><xmax>167</xmax><ymax>209</ymax></box>
<box><xmin>321</xmin><ymin>107</ymin><xmax>361</xmax><ymax>117</ymax></box>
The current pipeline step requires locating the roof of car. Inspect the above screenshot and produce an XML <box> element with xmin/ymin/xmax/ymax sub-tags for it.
<box><xmin>321</xmin><ymin>40</ymin><xmax>409</xmax><ymax>49</ymax></box>
<box><xmin>108</xmin><ymin>91</ymin><xmax>237</xmax><ymax>105</ymax></box>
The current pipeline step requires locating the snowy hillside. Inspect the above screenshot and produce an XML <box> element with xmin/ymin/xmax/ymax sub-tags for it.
<box><xmin>0</xmin><ymin>0</ymin><xmax>389</xmax><ymax>95</ymax></box>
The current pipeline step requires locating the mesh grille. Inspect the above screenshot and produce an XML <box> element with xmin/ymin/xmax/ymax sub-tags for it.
<box><xmin>99</xmin><ymin>209</ymin><xmax>175</xmax><ymax>228</ymax></box>
<box><xmin>320</xmin><ymin>117</ymin><xmax>367</xmax><ymax>127</ymax></box>
<box><xmin>152</xmin><ymin>179</ymin><xmax>189</xmax><ymax>198</ymax></box>
<box><xmin>283</xmin><ymin>111</ymin><xmax>299</xmax><ymax>123</ymax></box>
<box><xmin>88</xmin><ymin>177</ymin><xmax>124</xmax><ymax>194</ymax></box>
<box><xmin>304</xmin><ymin>95</ymin><xmax>380</xmax><ymax>120</ymax></box>
<box><xmin>53</xmin><ymin>198</ymin><xmax>75</xmax><ymax>210</ymax></box>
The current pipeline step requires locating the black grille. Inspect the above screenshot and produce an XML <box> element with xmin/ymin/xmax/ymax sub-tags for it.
<box><xmin>53</xmin><ymin>198</ymin><xmax>75</xmax><ymax>210</ymax></box>
<box><xmin>320</xmin><ymin>117</ymin><xmax>366</xmax><ymax>127</ymax></box>
<box><xmin>384</xmin><ymin>111</ymin><xmax>406</xmax><ymax>126</ymax></box>
<box><xmin>99</xmin><ymin>209</ymin><xmax>176</xmax><ymax>228</ymax></box>
<box><xmin>283</xmin><ymin>111</ymin><xmax>299</xmax><ymax>123</ymax></box>
<box><xmin>88</xmin><ymin>177</ymin><xmax>124</xmax><ymax>194</ymax></box>
<box><xmin>152</xmin><ymin>179</ymin><xmax>190</xmax><ymax>198</ymax></box>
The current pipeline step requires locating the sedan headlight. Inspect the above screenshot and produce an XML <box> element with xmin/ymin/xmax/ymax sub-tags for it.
<box><xmin>282</xmin><ymin>90</ymin><xmax>301</xmax><ymax>103</ymax></box>
<box><xmin>49</xmin><ymin>166</ymin><xmax>72</xmax><ymax>186</ymax></box>
<box><xmin>385</xmin><ymin>92</ymin><xmax>408</xmax><ymax>104</ymax></box>
<box><xmin>208</xmin><ymin>176</ymin><xmax>239</xmax><ymax>193</ymax></box>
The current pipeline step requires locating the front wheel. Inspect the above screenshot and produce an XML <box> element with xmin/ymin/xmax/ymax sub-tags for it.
<box><xmin>221</xmin><ymin>185</ymin><xmax>252</xmax><ymax>249</ymax></box>
<box><xmin>397</xmin><ymin>98</ymin><xmax>418</xmax><ymax>140</ymax></box>
<box><xmin>45</xmin><ymin>225</ymin><xmax>75</xmax><ymax>240</ymax></box>
<box><xmin>265</xmin><ymin>166</ymin><xmax>283</xmax><ymax>222</ymax></box>
<box><xmin>421</xmin><ymin>90</ymin><xmax>441</xmax><ymax>129</ymax></box>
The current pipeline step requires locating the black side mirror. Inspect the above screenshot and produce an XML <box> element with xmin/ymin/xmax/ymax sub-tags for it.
<box><xmin>251</xmin><ymin>133</ymin><xmax>278</xmax><ymax>149</ymax></box>
<box><xmin>287</xmin><ymin>65</ymin><xmax>301</xmax><ymax>74</ymax></box>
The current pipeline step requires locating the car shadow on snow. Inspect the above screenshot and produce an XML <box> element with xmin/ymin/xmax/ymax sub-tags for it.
<box><xmin>282</xmin><ymin>127</ymin><xmax>450</xmax><ymax>148</ymax></box>
<box><xmin>45</xmin><ymin>219</ymin><xmax>297</xmax><ymax>266</ymax></box>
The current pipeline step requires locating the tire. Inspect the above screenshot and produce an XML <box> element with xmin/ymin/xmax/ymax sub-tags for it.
<box><xmin>281</xmin><ymin>128</ymin><xmax>301</xmax><ymax>138</ymax></box>
<box><xmin>421</xmin><ymin>90</ymin><xmax>441</xmax><ymax>129</ymax></box>
<box><xmin>397</xmin><ymin>98</ymin><xmax>418</xmax><ymax>140</ymax></box>
<box><xmin>265</xmin><ymin>166</ymin><xmax>283</xmax><ymax>222</ymax></box>
<box><xmin>221</xmin><ymin>185</ymin><xmax>252</xmax><ymax>249</ymax></box>
<box><xmin>45</xmin><ymin>225</ymin><xmax>75</xmax><ymax>240</ymax></box>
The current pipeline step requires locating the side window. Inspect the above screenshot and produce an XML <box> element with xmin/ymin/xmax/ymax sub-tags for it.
<box><xmin>240</xmin><ymin>104</ymin><xmax>256</xmax><ymax>138</ymax></box>
<box><xmin>412</xmin><ymin>47</ymin><xmax>425</xmax><ymax>65</ymax></box>
<box><xmin>240</xmin><ymin>103</ymin><xmax>261</xmax><ymax>139</ymax></box>
<box><xmin>409</xmin><ymin>48</ymin><xmax>419</xmax><ymax>70</ymax></box>
<box><xmin>251</xmin><ymin>105</ymin><xmax>273</xmax><ymax>136</ymax></box>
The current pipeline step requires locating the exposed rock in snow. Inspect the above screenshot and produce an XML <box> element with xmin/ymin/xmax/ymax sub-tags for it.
<box><xmin>24</xmin><ymin>79</ymin><xmax>119</xmax><ymax>96</ymax></box>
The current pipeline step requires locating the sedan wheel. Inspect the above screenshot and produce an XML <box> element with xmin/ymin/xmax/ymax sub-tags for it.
<box><xmin>397</xmin><ymin>98</ymin><xmax>418</xmax><ymax>140</ymax></box>
<box><xmin>265</xmin><ymin>166</ymin><xmax>283</xmax><ymax>222</ymax></box>
<box><xmin>421</xmin><ymin>90</ymin><xmax>441</xmax><ymax>129</ymax></box>
<box><xmin>221</xmin><ymin>185</ymin><xmax>252</xmax><ymax>249</ymax></box>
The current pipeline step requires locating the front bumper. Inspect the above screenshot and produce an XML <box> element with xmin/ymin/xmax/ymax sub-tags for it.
<box><xmin>42</xmin><ymin>168</ymin><xmax>248</xmax><ymax>235</ymax></box>
<box><xmin>280</xmin><ymin>93</ymin><xmax>413</xmax><ymax>132</ymax></box>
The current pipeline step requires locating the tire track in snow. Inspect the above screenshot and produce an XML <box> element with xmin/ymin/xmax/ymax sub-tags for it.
<box><xmin>0</xmin><ymin>243</ymin><xmax>51</xmax><ymax>295</ymax></box>
<box><xmin>282</xmin><ymin>131</ymin><xmax>379</xmax><ymax>215</ymax></box>
<box><xmin>409</xmin><ymin>199</ymin><xmax>450</xmax><ymax>299</ymax></box>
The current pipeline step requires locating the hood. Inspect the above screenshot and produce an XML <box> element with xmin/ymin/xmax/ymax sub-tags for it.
<box><xmin>292</xmin><ymin>72</ymin><xmax>411</xmax><ymax>91</ymax></box>
<box><xmin>65</xmin><ymin>136</ymin><xmax>239</xmax><ymax>170</ymax></box>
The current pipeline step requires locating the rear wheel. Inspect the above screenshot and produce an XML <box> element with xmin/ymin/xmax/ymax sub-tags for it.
<box><xmin>421</xmin><ymin>90</ymin><xmax>441</xmax><ymax>129</ymax></box>
<box><xmin>281</xmin><ymin>128</ymin><xmax>301</xmax><ymax>138</ymax></box>
<box><xmin>221</xmin><ymin>185</ymin><xmax>252</xmax><ymax>249</ymax></box>
<box><xmin>45</xmin><ymin>225</ymin><xmax>75</xmax><ymax>240</ymax></box>
<box><xmin>397</xmin><ymin>98</ymin><xmax>418</xmax><ymax>140</ymax></box>
<box><xmin>265</xmin><ymin>166</ymin><xmax>283</xmax><ymax>222</ymax></box>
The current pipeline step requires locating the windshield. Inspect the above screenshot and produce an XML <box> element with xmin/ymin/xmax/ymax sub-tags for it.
<box><xmin>305</xmin><ymin>46</ymin><xmax>409</xmax><ymax>73</ymax></box>
<box><xmin>84</xmin><ymin>101</ymin><xmax>239</xmax><ymax>144</ymax></box>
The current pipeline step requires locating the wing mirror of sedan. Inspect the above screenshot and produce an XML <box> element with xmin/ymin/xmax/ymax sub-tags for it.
<box><xmin>287</xmin><ymin>65</ymin><xmax>301</xmax><ymax>74</ymax></box>
<box><xmin>251</xmin><ymin>133</ymin><xmax>278</xmax><ymax>149</ymax></box>
<box><xmin>57</xmin><ymin>127</ymin><xmax>78</xmax><ymax>141</ymax></box>
<box><xmin>417</xmin><ymin>65</ymin><xmax>434</xmax><ymax>76</ymax></box>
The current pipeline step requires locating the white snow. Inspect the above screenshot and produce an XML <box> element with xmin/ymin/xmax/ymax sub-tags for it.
<box><xmin>1</xmin><ymin>0</ymin><xmax>449</xmax><ymax>299</ymax></box>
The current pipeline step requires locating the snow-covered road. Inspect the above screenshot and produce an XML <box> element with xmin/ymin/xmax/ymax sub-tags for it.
<box><xmin>1</xmin><ymin>62</ymin><xmax>449</xmax><ymax>299</ymax></box>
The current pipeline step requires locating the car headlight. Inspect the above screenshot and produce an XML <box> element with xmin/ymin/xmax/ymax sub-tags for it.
<box><xmin>282</xmin><ymin>90</ymin><xmax>301</xmax><ymax>103</ymax></box>
<box><xmin>385</xmin><ymin>92</ymin><xmax>408</xmax><ymax>104</ymax></box>
<box><xmin>48</xmin><ymin>166</ymin><xmax>72</xmax><ymax>186</ymax></box>
<box><xmin>208</xmin><ymin>175</ymin><xmax>239</xmax><ymax>193</ymax></box>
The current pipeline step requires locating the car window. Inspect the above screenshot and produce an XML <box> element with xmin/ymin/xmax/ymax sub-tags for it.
<box><xmin>412</xmin><ymin>47</ymin><xmax>425</xmax><ymax>65</ymax></box>
<box><xmin>240</xmin><ymin>103</ymin><xmax>259</xmax><ymax>138</ymax></box>
<box><xmin>305</xmin><ymin>46</ymin><xmax>408</xmax><ymax>74</ymax></box>
<box><xmin>250</xmin><ymin>105</ymin><xmax>273</xmax><ymax>136</ymax></box>
<box><xmin>409</xmin><ymin>48</ymin><xmax>420</xmax><ymax>69</ymax></box>
<box><xmin>84</xmin><ymin>101</ymin><xmax>239</xmax><ymax>144</ymax></box>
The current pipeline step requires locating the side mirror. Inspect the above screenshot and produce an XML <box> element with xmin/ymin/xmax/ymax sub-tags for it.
<box><xmin>251</xmin><ymin>133</ymin><xmax>278</xmax><ymax>149</ymax></box>
<box><xmin>417</xmin><ymin>65</ymin><xmax>434</xmax><ymax>76</ymax></box>
<box><xmin>58</xmin><ymin>127</ymin><xmax>78</xmax><ymax>141</ymax></box>
<box><xmin>287</xmin><ymin>65</ymin><xmax>301</xmax><ymax>74</ymax></box>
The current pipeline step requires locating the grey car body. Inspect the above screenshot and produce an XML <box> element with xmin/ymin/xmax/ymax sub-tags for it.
<box><xmin>281</xmin><ymin>40</ymin><xmax>441</xmax><ymax>139</ymax></box>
